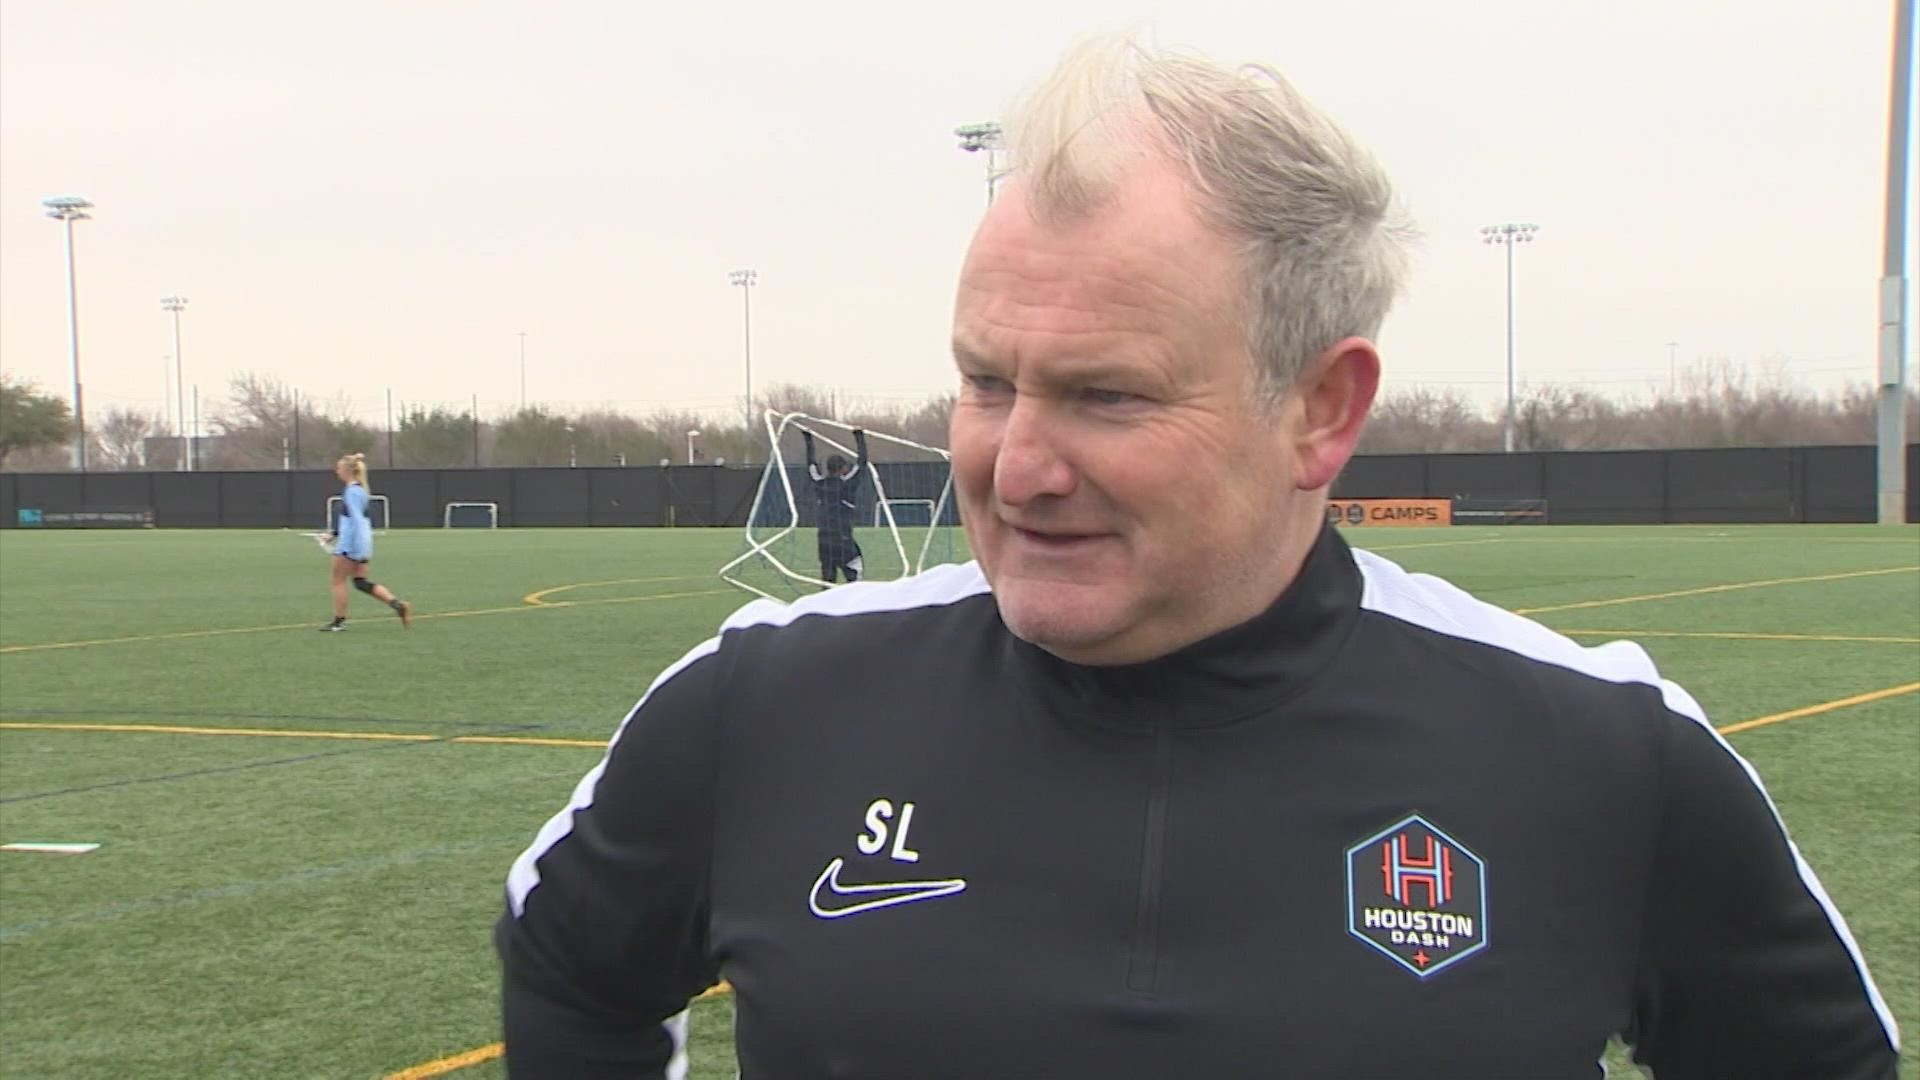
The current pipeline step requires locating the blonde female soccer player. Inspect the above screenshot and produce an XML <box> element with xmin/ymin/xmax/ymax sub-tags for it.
<box><xmin>319</xmin><ymin>453</ymin><xmax>413</xmax><ymax>631</ymax></box>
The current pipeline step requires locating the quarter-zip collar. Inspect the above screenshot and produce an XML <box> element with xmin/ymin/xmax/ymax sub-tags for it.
<box><xmin>999</xmin><ymin>523</ymin><xmax>1362</xmax><ymax>729</ymax></box>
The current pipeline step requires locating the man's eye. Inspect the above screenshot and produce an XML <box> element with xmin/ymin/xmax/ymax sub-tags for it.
<box><xmin>1084</xmin><ymin>388</ymin><xmax>1139</xmax><ymax>406</ymax></box>
<box><xmin>965</xmin><ymin>375</ymin><xmax>1013</xmax><ymax>394</ymax></box>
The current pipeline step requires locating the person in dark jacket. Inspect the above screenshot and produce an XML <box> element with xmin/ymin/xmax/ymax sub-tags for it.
<box><xmin>803</xmin><ymin>426</ymin><xmax>869</xmax><ymax>584</ymax></box>
<box><xmin>495</xmin><ymin>35</ymin><xmax>1900</xmax><ymax>1079</ymax></box>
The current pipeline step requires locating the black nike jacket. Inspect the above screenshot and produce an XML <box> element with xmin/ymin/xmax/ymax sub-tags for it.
<box><xmin>495</xmin><ymin>527</ymin><xmax>1900</xmax><ymax>1078</ymax></box>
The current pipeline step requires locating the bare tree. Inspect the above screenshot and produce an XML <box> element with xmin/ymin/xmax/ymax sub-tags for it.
<box><xmin>204</xmin><ymin>373</ymin><xmax>384</xmax><ymax>469</ymax></box>
<box><xmin>641</xmin><ymin>409</ymin><xmax>717</xmax><ymax>464</ymax></box>
<box><xmin>1512</xmin><ymin>387</ymin><xmax>1621</xmax><ymax>451</ymax></box>
<box><xmin>1359</xmin><ymin>388</ymin><xmax>1497</xmax><ymax>453</ymax></box>
<box><xmin>7</xmin><ymin>370</ymin><xmax>1911</xmax><ymax>475</ymax></box>
<box><xmin>574</xmin><ymin>409</ymin><xmax>671</xmax><ymax>467</ymax></box>
<box><xmin>756</xmin><ymin>383</ymin><xmax>839</xmax><ymax>421</ymax></box>
<box><xmin>893</xmin><ymin>391</ymin><xmax>955</xmax><ymax>452</ymax></box>
<box><xmin>210</xmin><ymin>372</ymin><xmax>297</xmax><ymax>467</ymax></box>
<box><xmin>93</xmin><ymin>408</ymin><xmax>162</xmax><ymax>470</ymax></box>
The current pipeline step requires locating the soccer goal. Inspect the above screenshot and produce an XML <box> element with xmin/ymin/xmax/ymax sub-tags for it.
<box><xmin>874</xmin><ymin>499</ymin><xmax>939</xmax><ymax>528</ymax></box>
<box><xmin>720</xmin><ymin>411</ymin><xmax>958</xmax><ymax>601</ymax></box>
<box><xmin>325</xmin><ymin>494</ymin><xmax>390</xmax><ymax>532</ymax></box>
<box><xmin>444</xmin><ymin>502</ymin><xmax>500</xmax><ymax>528</ymax></box>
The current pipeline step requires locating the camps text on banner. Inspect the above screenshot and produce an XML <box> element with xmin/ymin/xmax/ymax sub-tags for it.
<box><xmin>1325</xmin><ymin>499</ymin><xmax>1453</xmax><ymax>528</ymax></box>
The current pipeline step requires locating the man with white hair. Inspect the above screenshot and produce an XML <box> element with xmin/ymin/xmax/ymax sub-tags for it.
<box><xmin>496</xmin><ymin>37</ymin><xmax>1899</xmax><ymax>1078</ymax></box>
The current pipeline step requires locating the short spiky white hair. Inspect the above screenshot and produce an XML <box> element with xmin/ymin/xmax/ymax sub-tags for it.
<box><xmin>1003</xmin><ymin>36</ymin><xmax>1415</xmax><ymax>402</ymax></box>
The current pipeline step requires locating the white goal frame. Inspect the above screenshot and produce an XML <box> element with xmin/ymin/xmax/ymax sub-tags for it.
<box><xmin>873</xmin><ymin>498</ymin><xmax>939</xmax><ymax>528</ymax></box>
<box><xmin>443</xmin><ymin>501</ymin><xmax>500</xmax><ymax>528</ymax></box>
<box><xmin>719</xmin><ymin>411</ymin><xmax>955</xmax><ymax>601</ymax></box>
<box><xmin>325</xmin><ymin>494</ymin><xmax>390</xmax><ymax>533</ymax></box>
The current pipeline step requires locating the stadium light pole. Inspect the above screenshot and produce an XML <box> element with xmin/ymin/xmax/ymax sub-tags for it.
<box><xmin>730</xmin><ymin>269</ymin><xmax>756</xmax><ymax>462</ymax></box>
<box><xmin>956</xmin><ymin>122</ymin><xmax>1005</xmax><ymax>206</ymax></box>
<box><xmin>1875</xmin><ymin>0</ymin><xmax>1914</xmax><ymax>524</ymax></box>
<box><xmin>1481</xmin><ymin>222</ymin><xmax>1539</xmax><ymax>453</ymax></box>
<box><xmin>687</xmin><ymin>429</ymin><xmax>701</xmax><ymax>464</ymax></box>
<box><xmin>44</xmin><ymin>196</ymin><xmax>93</xmax><ymax>471</ymax></box>
<box><xmin>162</xmin><ymin>296</ymin><xmax>191</xmax><ymax>470</ymax></box>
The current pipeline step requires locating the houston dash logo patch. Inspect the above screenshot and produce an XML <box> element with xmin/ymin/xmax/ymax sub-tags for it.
<box><xmin>1345</xmin><ymin>814</ymin><xmax>1487</xmax><ymax>977</ymax></box>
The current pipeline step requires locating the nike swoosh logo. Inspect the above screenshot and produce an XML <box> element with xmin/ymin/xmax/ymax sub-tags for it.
<box><xmin>808</xmin><ymin>857</ymin><xmax>968</xmax><ymax>919</ymax></box>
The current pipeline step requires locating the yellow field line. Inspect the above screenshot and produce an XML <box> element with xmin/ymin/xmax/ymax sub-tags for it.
<box><xmin>16</xmin><ymin>672</ymin><xmax>1918</xmax><ymax>750</ymax></box>
<box><xmin>0</xmin><ymin>722</ymin><xmax>436</xmax><ymax>742</ymax></box>
<box><xmin>1560</xmin><ymin>629</ymin><xmax>1920</xmax><ymax>645</ymax></box>
<box><xmin>424</xmin><ymin>589</ymin><xmax>737</xmax><ymax>622</ymax></box>
<box><xmin>0</xmin><ymin>724</ymin><xmax>616</xmax><ymax>748</ymax></box>
<box><xmin>522</xmin><ymin>575</ymin><xmax>715</xmax><ymax>606</ymax></box>
<box><xmin>381</xmin><ymin>983</ymin><xmax>735</xmax><ymax>1080</ymax></box>
<box><xmin>1517</xmin><ymin>566</ymin><xmax>1919</xmax><ymax>615</ymax></box>
<box><xmin>1365</xmin><ymin>538</ymin><xmax>1506</xmax><ymax>552</ymax></box>
<box><xmin>15</xmin><ymin>685</ymin><xmax>1915</xmax><ymax>1080</ymax></box>
<box><xmin>452</xmin><ymin>735</ymin><xmax>608</xmax><ymax>748</ymax></box>
<box><xmin>12</xmin><ymin>561</ymin><xmax>1911</xmax><ymax>655</ymax></box>
<box><xmin>384</xmin><ymin>1043</ymin><xmax>503</xmax><ymax>1080</ymax></box>
<box><xmin>0</xmin><ymin>588</ymin><xmax>736</xmax><ymax>655</ymax></box>
<box><xmin>0</xmin><ymin>620</ymin><xmax>320</xmax><ymax>654</ymax></box>
<box><xmin>0</xmin><ymin>722</ymin><xmax>616</xmax><ymax>746</ymax></box>
<box><xmin>1716</xmin><ymin>682</ymin><xmax>1920</xmax><ymax>736</ymax></box>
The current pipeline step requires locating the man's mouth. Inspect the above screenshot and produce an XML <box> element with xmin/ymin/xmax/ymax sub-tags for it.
<box><xmin>1011</xmin><ymin>526</ymin><xmax>1102</xmax><ymax>549</ymax></box>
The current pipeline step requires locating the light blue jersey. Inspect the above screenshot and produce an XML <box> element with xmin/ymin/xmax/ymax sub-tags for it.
<box><xmin>334</xmin><ymin>482</ymin><xmax>374</xmax><ymax>561</ymax></box>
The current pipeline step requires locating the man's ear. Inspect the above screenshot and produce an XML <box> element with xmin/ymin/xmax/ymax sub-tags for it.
<box><xmin>1288</xmin><ymin>337</ymin><xmax>1380</xmax><ymax>492</ymax></box>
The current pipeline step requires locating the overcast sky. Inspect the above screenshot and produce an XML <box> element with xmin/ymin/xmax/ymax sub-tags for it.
<box><xmin>1</xmin><ymin>0</ymin><xmax>1913</xmax><ymax>433</ymax></box>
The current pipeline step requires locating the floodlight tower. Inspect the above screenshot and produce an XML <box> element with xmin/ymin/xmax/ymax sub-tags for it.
<box><xmin>955</xmin><ymin>122</ymin><xmax>1005</xmax><ymax>206</ymax></box>
<box><xmin>1875</xmin><ymin>0</ymin><xmax>1913</xmax><ymax>524</ymax></box>
<box><xmin>44</xmin><ymin>196</ymin><xmax>93</xmax><ymax>470</ymax></box>
<box><xmin>1481</xmin><ymin>222</ymin><xmax>1540</xmax><ymax>453</ymax></box>
<box><xmin>730</xmin><ymin>269</ymin><xmax>757</xmax><ymax>462</ymax></box>
<box><xmin>161</xmin><ymin>296</ymin><xmax>191</xmax><ymax>469</ymax></box>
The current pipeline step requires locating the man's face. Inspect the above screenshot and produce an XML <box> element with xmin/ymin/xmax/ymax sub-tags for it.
<box><xmin>950</xmin><ymin>161</ymin><xmax>1306</xmax><ymax>665</ymax></box>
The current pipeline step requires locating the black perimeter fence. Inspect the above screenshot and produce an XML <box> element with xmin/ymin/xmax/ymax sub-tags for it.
<box><xmin>3</xmin><ymin>445</ymin><xmax>1916</xmax><ymax>529</ymax></box>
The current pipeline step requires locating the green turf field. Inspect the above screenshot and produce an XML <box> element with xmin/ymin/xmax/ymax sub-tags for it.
<box><xmin>1</xmin><ymin>524</ymin><xmax>1915</xmax><ymax>1078</ymax></box>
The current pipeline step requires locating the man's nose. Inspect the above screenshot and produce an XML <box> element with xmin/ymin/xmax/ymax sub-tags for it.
<box><xmin>993</xmin><ymin>397</ymin><xmax>1076</xmax><ymax>506</ymax></box>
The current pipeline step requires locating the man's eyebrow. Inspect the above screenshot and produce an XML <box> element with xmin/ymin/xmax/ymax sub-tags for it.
<box><xmin>952</xmin><ymin>342</ymin><xmax>994</xmax><ymax>367</ymax></box>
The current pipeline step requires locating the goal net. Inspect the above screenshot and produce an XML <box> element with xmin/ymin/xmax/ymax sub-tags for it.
<box><xmin>720</xmin><ymin>411</ymin><xmax>960</xmax><ymax>601</ymax></box>
<box><xmin>325</xmin><ymin>494</ymin><xmax>390</xmax><ymax>532</ymax></box>
<box><xmin>444</xmin><ymin>502</ymin><xmax>500</xmax><ymax>528</ymax></box>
